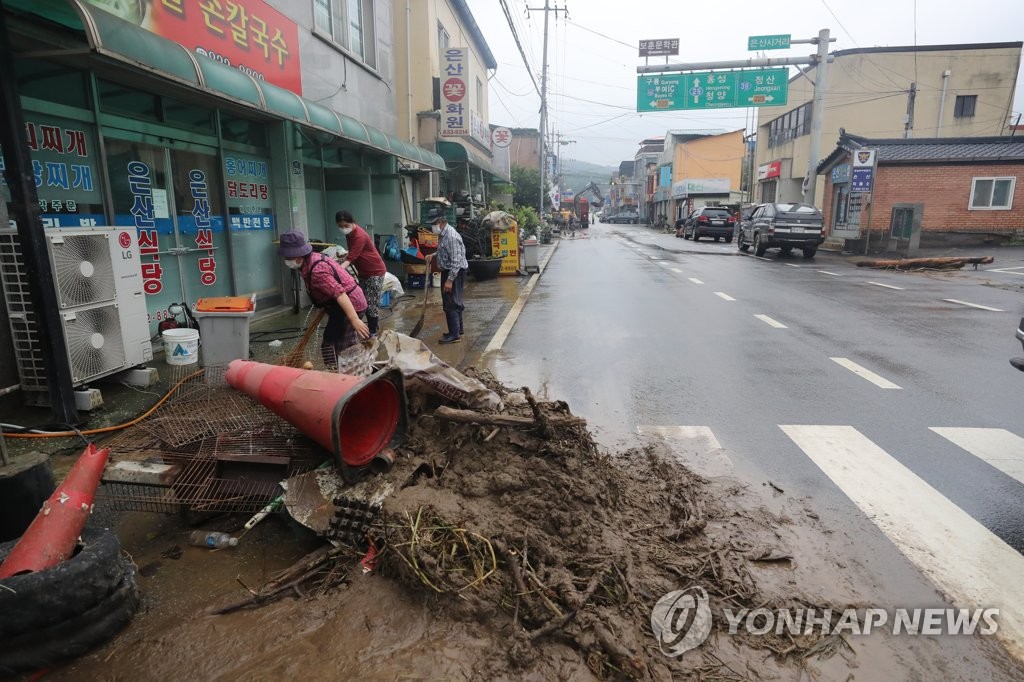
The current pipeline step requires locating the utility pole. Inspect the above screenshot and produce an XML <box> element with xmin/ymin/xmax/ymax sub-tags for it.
<box><xmin>803</xmin><ymin>28</ymin><xmax>830</xmax><ymax>206</ymax></box>
<box><xmin>904</xmin><ymin>82</ymin><xmax>917</xmax><ymax>138</ymax></box>
<box><xmin>528</xmin><ymin>1</ymin><xmax>568</xmax><ymax>220</ymax></box>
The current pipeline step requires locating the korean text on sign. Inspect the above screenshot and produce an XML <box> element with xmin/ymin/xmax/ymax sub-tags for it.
<box><xmin>440</xmin><ymin>48</ymin><xmax>469</xmax><ymax>136</ymax></box>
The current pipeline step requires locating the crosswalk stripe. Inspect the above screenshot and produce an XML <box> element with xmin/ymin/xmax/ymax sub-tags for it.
<box><xmin>688</xmin><ymin>277</ymin><xmax>704</xmax><ymax>284</ymax></box>
<box><xmin>930</xmin><ymin>427</ymin><xmax>1024</xmax><ymax>486</ymax></box>
<box><xmin>636</xmin><ymin>425</ymin><xmax>733</xmax><ymax>474</ymax></box>
<box><xmin>780</xmin><ymin>425</ymin><xmax>1024</xmax><ymax>660</ymax></box>
<box><xmin>943</xmin><ymin>298</ymin><xmax>1005</xmax><ymax>312</ymax></box>
<box><xmin>714</xmin><ymin>292</ymin><xmax>736</xmax><ymax>301</ymax></box>
<box><xmin>830</xmin><ymin>357</ymin><xmax>902</xmax><ymax>389</ymax></box>
<box><xmin>754</xmin><ymin>314</ymin><xmax>787</xmax><ymax>328</ymax></box>
<box><xmin>671</xmin><ymin>268</ymin><xmax>682</xmax><ymax>273</ymax></box>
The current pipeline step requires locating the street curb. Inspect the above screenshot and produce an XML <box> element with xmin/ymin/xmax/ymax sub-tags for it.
<box><xmin>483</xmin><ymin>240</ymin><xmax>560</xmax><ymax>354</ymax></box>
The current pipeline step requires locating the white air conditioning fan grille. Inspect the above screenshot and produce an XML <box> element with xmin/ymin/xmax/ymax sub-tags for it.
<box><xmin>51</xmin><ymin>234</ymin><xmax>116</xmax><ymax>307</ymax></box>
<box><xmin>64</xmin><ymin>304</ymin><xmax>126</xmax><ymax>382</ymax></box>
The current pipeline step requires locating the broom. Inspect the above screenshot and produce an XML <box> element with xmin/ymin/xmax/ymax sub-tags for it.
<box><xmin>409</xmin><ymin>254</ymin><xmax>434</xmax><ymax>339</ymax></box>
<box><xmin>281</xmin><ymin>309</ymin><xmax>326</xmax><ymax>367</ymax></box>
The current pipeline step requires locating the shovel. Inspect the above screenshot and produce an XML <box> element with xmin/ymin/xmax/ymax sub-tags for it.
<box><xmin>409</xmin><ymin>254</ymin><xmax>434</xmax><ymax>338</ymax></box>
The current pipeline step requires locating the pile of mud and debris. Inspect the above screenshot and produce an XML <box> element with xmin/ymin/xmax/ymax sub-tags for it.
<box><xmin>205</xmin><ymin>364</ymin><xmax>854</xmax><ymax>681</ymax></box>
<box><xmin>62</xmin><ymin>334</ymin><xmax>863</xmax><ymax>680</ymax></box>
<box><xmin>369</xmin><ymin>376</ymin><xmax>850</xmax><ymax>680</ymax></box>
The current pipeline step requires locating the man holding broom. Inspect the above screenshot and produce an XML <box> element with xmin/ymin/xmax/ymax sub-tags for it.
<box><xmin>426</xmin><ymin>208</ymin><xmax>468</xmax><ymax>344</ymax></box>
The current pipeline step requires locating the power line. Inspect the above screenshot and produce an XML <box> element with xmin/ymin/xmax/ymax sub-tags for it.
<box><xmin>498</xmin><ymin>0</ymin><xmax>541</xmax><ymax>96</ymax></box>
<box><xmin>565</xmin><ymin>19</ymin><xmax>635</xmax><ymax>51</ymax></box>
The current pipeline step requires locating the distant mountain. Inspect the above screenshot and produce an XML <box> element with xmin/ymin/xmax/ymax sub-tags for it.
<box><xmin>557</xmin><ymin>158</ymin><xmax>616</xmax><ymax>198</ymax></box>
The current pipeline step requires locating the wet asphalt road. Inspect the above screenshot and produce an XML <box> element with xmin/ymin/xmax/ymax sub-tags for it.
<box><xmin>493</xmin><ymin>221</ymin><xmax>1024</xmax><ymax>613</ymax></box>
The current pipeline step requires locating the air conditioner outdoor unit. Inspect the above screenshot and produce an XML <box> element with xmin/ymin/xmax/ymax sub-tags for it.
<box><xmin>45</xmin><ymin>227</ymin><xmax>153</xmax><ymax>386</ymax></box>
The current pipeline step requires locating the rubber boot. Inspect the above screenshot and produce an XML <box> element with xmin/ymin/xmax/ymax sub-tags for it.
<box><xmin>440</xmin><ymin>310</ymin><xmax>461</xmax><ymax>344</ymax></box>
<box><xmin>458</xmin><ymin>311</ymin><xmax>464</xmax><ymax>337</ymax></box>
<box><xmin>367</xmin><ymin>315</ymin><xmax>379</xmax><ymax>336</ymax></box>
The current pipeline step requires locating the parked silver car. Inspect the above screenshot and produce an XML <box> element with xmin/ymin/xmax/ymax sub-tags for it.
<box><xmin>736</xmin><ymin>202</ymin><xmax>824</xmax><ymax>258</ymax></box>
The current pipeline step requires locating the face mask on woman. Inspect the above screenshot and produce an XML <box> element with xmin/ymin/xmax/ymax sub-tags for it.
<box><xmin>284</xmin><ymin>258</ymin><xmax>303</xmax><ymax>269</ymax></box>
<box><xmin>340</xmin><ymin>226</ymin><xmax>354</xmax><ymax>236</ymax></box>
<box><xmin>431</xmin><ymin>224</ymin><xmax>442</xmax><ymax>235</ymax></box>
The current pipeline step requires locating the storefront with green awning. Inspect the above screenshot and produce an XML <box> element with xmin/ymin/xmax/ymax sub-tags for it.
<box><xmin>0</xmin><ymin>0</ymin><xmax>445</xmax><ymax>331</ymax></box>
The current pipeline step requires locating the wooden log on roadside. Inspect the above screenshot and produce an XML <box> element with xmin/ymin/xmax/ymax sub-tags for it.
<box><xmin>434</xmin><ymin>405</ymin><xmax>586</xmax><ymax>429</ymax></box>
<box><xmin>856</xmin><ymin>256</ymin><xmax>993</xmax><ymax>270</ymax></box>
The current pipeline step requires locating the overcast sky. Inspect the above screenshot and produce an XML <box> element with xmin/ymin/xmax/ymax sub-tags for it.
<box><xmin>468</xmin><ymin>0</ymin><xmax>1024</xmax><ymax>167</ymax></box>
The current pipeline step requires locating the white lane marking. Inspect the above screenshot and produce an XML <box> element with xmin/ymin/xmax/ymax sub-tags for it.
<box><xmin>817</xmin><ymin>270</ymin><xmax>841</xmax><ymax>276</ymax></box>
<box><xmin>714</xmin><ymin>292</ymin><xmax>736</xmax><ymax>301</ymax></box>
<box><xmin>637</xmin><ymin>425</ymin><xmax>733</xmax><ymax>474</ymax></box>
<box><xmin>990</xmin><ymin>267</ymin><xmax>1024</xmax><ymax>276</ymax></box>
<box><xmin>484</xmin><ymin>241</ymin><xmax>559</xmax><ymax>353</ymax></box>
<box><xmin>671</xmin><ymin>268</ymin><xmax>682</xmax><ymax>273</ymax></box>
<box><xmin>688</xmin><ymin>277</ymin><xmax>704</xmax><ymax>285</ymax></box>
<box><xmin>754</xmin><ymin>314</ymin><xmax>787</xmax><ymax>328</ymax></box>
<box><xmin>649</xmin><ymin>256</ymin><xmax>660</xmax><ymax>260</ymax></box>
<box><xmin>930</xmin><ymin>427</ymin><xmax>1024</xmax><ymax>486</ymax></box>
<box><xmin>867</xmin><ymin>281</ymin><xmax>905</xmax><ymax>290</ymax></box>
<box><xmin>830</xmin><ymin>357</ymin><xmax>902</xmax><ymax>389</ymax></box>
<box><xmin>785</xmin><ymin>263</ymin><xmax>801</xmax><ymax>268</ymax></box>
<box><xmin>943</xmin><ymin>298</ymin><xmax>1005</xmax><ymax>312</ymax></box>
<box><xmin>657</xmin><ymin>262</ymin><xmax>672</xmax><ymax>269</ymax></box>
<box><xmin>781</xmin><ymin>425</ymin><xmax>1024</xmax><ymax>661</ymax></box>
<box><xmin>754</xmin><ymin>255</ymin><xmax>771</xmax><ymax>261</ymax></box>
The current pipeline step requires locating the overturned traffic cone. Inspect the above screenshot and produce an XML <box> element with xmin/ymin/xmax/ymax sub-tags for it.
<box><xmin>0</xmin><ymin>443</ymin><xmax>109</xmax><ymax>578</ymax></box>
<box><xmin>225</xmin><ymin>360</ymin><xmax>406</xmax><ymax>474</ymax></box>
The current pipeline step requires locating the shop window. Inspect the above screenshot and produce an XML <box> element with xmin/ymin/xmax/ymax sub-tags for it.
<box><xmin>220</xmin><ymin>116</ymin><xmax>269</xmax><ymax>147</ymax></box>
<box><xmin>954</xmin><ymin>95</ymin><xmax>977</xmax><ymax>118</ymax></box>
<box><xmin>15</xmin><ymin>60</ymin><xmax>89</xmax><ymax>110</ymax></box>
<box><xmin>98</xmin><ymin>79</ymin><xmax>159</xmax><ymax>121</ymax></box>
<box><xmin>313</xmin><ymin>0</ymin><xmax>377</xmax><ymax>69</ymax></box>
<box><xmin>438</xmin><ymin>23</ymin><xmax>450</xmax><ymax>51</ymax></box>
<box><xmin>162</xmin><ymin>97</ymin><xmax>214</xmax><ymax>135</ymax></box>
<box><xmin>970</xmin><ymin>177</ymin><xmax>1015</xmax><ymax>210</ymax></box>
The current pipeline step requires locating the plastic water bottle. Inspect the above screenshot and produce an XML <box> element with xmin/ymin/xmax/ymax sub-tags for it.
<box><xmin>188</xmin><ymin>530</ymin><xmax>239</xmax><ymax>549</ymax></box>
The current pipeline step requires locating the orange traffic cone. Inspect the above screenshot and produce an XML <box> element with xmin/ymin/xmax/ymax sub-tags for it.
<box><xmin>225</xmin><ymin>360</ymin><xmax>405</xmax><ymax>470</ymax></box>
<box><xmin>0</xmin><ymin>443</ymin><xmax>109</xmax><ymax>578</ymax></box>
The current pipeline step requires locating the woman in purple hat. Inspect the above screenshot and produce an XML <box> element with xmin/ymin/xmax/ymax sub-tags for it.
<box><xmin>278</xmin><ymin>230</ymin><xmax>370</xmax><ymax>367</ymax></box>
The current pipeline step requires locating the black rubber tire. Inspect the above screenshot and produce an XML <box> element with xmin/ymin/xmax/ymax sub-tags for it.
<box><xmin>803</xmin><ymin>247</ymin><xmax>817</xmax><ymax>259</ymax></box>
<box><xmin>725</xmin><ymin>237</ymin><xmax>733</xmax><ymax>243</ymax></box>
<box><xmin>692</xmin><ymin>231</ymin><xmax>700</xmax><ymax>242</ymax></box>
<box><xmin>0</xmin><ymin>529</ymin><xmax>127</xmax><ymax>638</ymax></box>
<box><xmin>0</xmin><ymin>454</ymin><xmax>54</xmax><ymax>543</ymax></box>
<box><xmin>754</xmin><ymin>234</ymin><xmax>767</xmax><ymax>257</ymax></box>
<box><xmin>780</xmin><ymin>246</ymin><xmax>792</xmax><ymax>255</ymax></box>
<box><xmin>0</xmin><ymin>569</ymin><xmax>139</xmax><ymax>676</ymax></box>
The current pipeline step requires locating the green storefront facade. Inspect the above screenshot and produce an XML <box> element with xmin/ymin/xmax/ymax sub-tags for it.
<box><xmin>1</xmin><ymin>0</ymin><xmax>444</xmax><ymax>338</ymax></box>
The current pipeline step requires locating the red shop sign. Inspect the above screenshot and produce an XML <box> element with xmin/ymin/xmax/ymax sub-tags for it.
<box><xmin>93</xmin><ymin>0</ymin><xmax>303</xmax><ymax>95</ymax></box>
<box><xmin>765</xmin><ymin>160</ymin><xmax>782</xmax><ymax>179</ymax></box>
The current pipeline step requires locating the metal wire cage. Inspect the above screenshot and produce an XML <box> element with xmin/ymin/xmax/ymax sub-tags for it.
<box><xmin>96</xmin><ymin>374</ymin><xmax>329</xmax><ymax>514</ymax></box>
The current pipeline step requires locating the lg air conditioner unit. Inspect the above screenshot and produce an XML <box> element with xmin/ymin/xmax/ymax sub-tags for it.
<box><xmin>46</xmin><ymin>227</ymin><xmax>153</xmax><ymax>385</ymax></box>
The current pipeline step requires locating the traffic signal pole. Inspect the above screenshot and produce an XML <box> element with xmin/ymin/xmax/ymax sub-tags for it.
<box><xmin>636</xmin><ymin>29</ymin><xmax>835</xmax><ymax>206</ymax></box>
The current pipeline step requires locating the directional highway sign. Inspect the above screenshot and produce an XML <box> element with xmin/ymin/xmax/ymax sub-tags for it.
<box><xmin>637</xmin><ymin>68</ymin><xmax>789</xmax><ymax>112</ymax></box>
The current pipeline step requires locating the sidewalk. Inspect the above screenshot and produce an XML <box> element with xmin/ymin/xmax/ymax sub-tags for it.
<box><xmin>250</xmin><ymin>241</ymin><xmax>559</xmax><ymax>371</ymax></box>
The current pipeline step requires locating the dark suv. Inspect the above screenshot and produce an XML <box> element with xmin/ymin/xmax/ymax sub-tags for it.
<box><xmin>737</xmin><ymin>202</ymin><xmax>824</xmax><ymax>258</ymax></box>
<box><xmin>683</xmin><ymin>207</ymin><xmax>735</xmax><ymax>242</ymax></box>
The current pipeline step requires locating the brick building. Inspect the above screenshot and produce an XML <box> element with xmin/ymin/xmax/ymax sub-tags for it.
<box><xmin>817</xmin><ymin>132</ymin><xmax>1024</xmax><ymax>253</ymax></box>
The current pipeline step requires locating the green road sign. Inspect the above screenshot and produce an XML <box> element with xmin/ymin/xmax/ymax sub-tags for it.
<box><xmin>748</xmin><ymin>34</ymin><xmax>791</xmax><ymax>51</ymax></box>
<box><xmin>636</xmin><ymin>68</ymin><xmax>789</xmax><ymax>112</ymax></box>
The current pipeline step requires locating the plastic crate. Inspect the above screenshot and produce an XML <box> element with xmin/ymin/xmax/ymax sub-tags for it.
<box><xmin>407</xmin><ymin>274</ymin><xmax>426</xmax><ymax>289</ymax></box>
